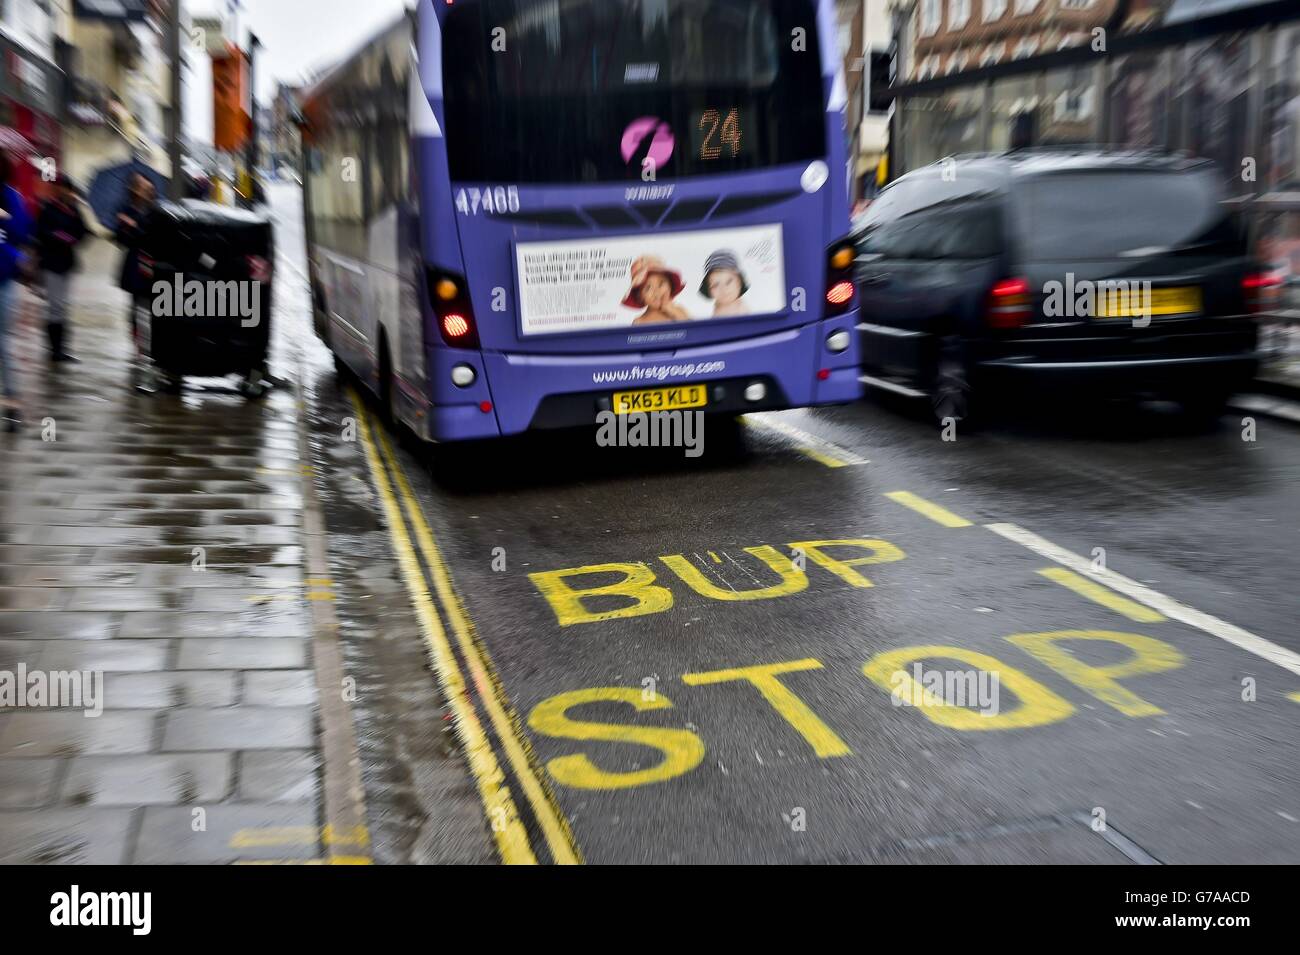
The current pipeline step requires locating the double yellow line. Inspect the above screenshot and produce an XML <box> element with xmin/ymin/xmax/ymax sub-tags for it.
<box><xmin>349</xmin><ymin>392</ymin><xmax>582</xmax><ymax>865</ymax></box>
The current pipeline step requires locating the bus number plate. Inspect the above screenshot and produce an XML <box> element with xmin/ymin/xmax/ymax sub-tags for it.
<box><xmin>612</xmin><ymin>385</ymin><xmax>708</xmax><ymax>415</ymax></box>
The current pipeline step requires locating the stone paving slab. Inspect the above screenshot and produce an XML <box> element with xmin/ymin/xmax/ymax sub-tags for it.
<box><xmin>241</xmin><ymin>670</ymin><xmax>317</xmax><ymax>707</ymax></box>
<box><xmin>0</xmin><ymin>808</ymin><xmax>134</xmax><ymax>863</ymax></box>
<box><xmin>102</xmin><ymin>672</ymin><xmax>238</xmax><ymax>709</ymax></box>
<box><xmin>120</xmin><ymin>609</ymin><xmax>309</xmax><ymax>639</ymax></box>
<box><xmin>88</xmin><ymin>545</ymin><xmax>305</xmax><ymax>565</ymax></box>
<box><xmin>62</xmin><ymin>753</ymin><xmax>233</xmax><ymax>805</ymax></box>
<box><xmin>0</xmin><ymin>758</ymin><xmax>61</xmax><ymax>808</ymax></box>
<box><xmin>238</xmin><ymin>750</ymin><xmax>321</xmax><ymax>803</ymax></box>
<box><xmin>134</xmin><ymin>804</ymin><xmax>320</xmax><ymax>863</ymax></box>
<box><xmin>161</xmin><ymin>707</ymin><xmax>314</xmax><ymax>751</ymax></box>
<box><xmin>0</xmin><ymin>613</ymin><xmax>119</xmax><ymax>639</ymax></box>
<box><xmin>174</xmin><ymin>638</ymin><xmax>307</xmax><ymax>670</ymax></box>
<box><xmin>0</xmin><ymin>711</ymin><xmax>158</xmax><ymax>756</ymax></box>
<box><xmin>1</xmin><ymin>638</ymin><xmax>171</xmax><ymax>671</ymax></box>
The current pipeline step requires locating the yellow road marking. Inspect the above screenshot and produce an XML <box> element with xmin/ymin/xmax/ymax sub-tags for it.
<box><xmin>884</xmin><ymin>491</ymin><xmax>972</xmax><ymax>528</ymax></box>
<box><xmin>1037</xmin><ymin>568</ymin><xmax>1167</xmax><ymax>623</ymax></box>
<box><xmin>373</xmin><ymin>417</ymin><xmax>582</xmax><ymax>865</ymax></box>
<box><xmin>1289</xmin><ymin>692</ymin><xmax>1300</xmax><ymax>703</ymax></box>
<box><xmin>231</xmin><ymin>827</ymin><xmax>317</xmax><ymax>848</ymax></box>
<box><xmin>235</xmin><ymin>856</ymin><xmax>373</xmax><ymax>865</ymax></box>
<box><xmin>350</xmin><ymin>395</ymin><xmax>537</xmax><ymax>865</ymax></box>
<box><xmin>229</xmin><ymin>825</ymin><xmax>370</xmax><ymax>849</ymax></box>
<box><xmin>682</xmin><ymin>659</ymin><xmax>850</xmax><ymax>757</ymax></box>
<box><xmin>1007</xmin><ymin>630</ymin><xmax>1183</xmax><ymax>717</ymax></box>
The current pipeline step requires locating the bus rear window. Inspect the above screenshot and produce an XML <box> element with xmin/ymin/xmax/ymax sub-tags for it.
<box><xmin>442</xmin><ymin>0</ymin><xmax>826</xmax><ymax>184</ymax></box>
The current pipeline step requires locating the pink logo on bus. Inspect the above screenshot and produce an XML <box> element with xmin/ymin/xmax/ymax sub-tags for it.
<box><xmin>621</xmin><ymin>117</ymin><xmax>675</xmax><ymax>169</ymax></box>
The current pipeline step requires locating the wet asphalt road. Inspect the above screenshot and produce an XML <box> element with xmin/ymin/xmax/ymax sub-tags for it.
<box><xmin>276</xmin><ymin>186</ymin><xmax>1300</xmax><ymax>864</ymax></box>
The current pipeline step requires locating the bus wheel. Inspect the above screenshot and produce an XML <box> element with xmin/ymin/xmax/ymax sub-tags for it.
<box><xmin>378</xmin><ymin>341</ymin><xmax>397</xmax><ymax>426</ymax></box>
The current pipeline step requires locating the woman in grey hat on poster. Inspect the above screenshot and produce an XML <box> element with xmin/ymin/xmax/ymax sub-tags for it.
<box><xmin>700</xmin><ymin>249</ymin><xmax>751</xmax><ymax>318</ymax></box>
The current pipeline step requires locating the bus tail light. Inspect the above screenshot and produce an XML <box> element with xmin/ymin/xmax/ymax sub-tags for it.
<box><xmin>825</xmin><ymin>239</ymin><xmax>857</xmax><ymax>316</ymax></box>
<box><xmin>246</xmin><ymin>255</ymin><xmax>272</xmax><ymax>282</ymax></box>
<box><xmin>426</xmin><ymin>268</ymin><xmax>480</xmax><ymax>348</ymax></box>
<box><xmin>986</xmin><ymin>277</ymin><xmax>1033</xmax><ymax>329</ymax></box>
<box><xmin>1242</xmin><ymin>271</ymin><xmax>1282</xmax><ymax>315</ymax></box>
<box><xmin>442</xmin><ymin>314</ymin><xmax>471</xmax><ymax>339</ymax></box>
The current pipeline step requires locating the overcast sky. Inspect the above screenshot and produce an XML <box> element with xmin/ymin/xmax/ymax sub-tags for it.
<box><xmin>185</xmin><ymin>0</ymin><xmax>412</xmax><ymax>144</ymax></box>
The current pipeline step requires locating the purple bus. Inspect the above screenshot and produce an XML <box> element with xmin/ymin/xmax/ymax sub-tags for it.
<box><xmin>301</xmin><ymin>0</ymin><xmax>862</xmax><ymax>441</ymax></box>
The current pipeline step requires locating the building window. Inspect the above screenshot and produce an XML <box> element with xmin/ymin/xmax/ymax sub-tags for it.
<box><xmin>950</xmin><ymin>51</ymin><xmax>969</xmax><ymax>74</ymax></box>
<box><xmin>981</xmin><ymin>42</ymin><xmax>1005</xmax><ymax>66</ymax></box>
<box><xmin>918</xmin><ymin>55</ymin><xmax>940</xmax><ymax>80</ymax></box>
<box><xmin>920</xmin><ymin>0</ymin><xmax>942</xmax><ymax>38</ymax></box>
<box><xmin>1013</xmin><ymin>37</ymin><xmax>1039</xmax><ymax>59</ymax></box>
<box><xmin>1262</xmin><ymin>26</ymin><xmax>1300</xmax><ymax>190</ymax></box>
<box><xmin>901</xmin><ymin>86</ymin><xmax>985</xmax><ymax>169</ymax></box>
<box><xmin>1108</xmin><ymin>52</ymin><xmax>1170</xmax><ymax>150</ymax></box>
<box><xmin>1041</xmin><ymin>65</ymin><xmax>1097</xmax><ymax>144</ymax></box>
<box><xmin>983</xmin><ymin>0</ymin><xmax>1007</xmax><ymax>22</ymax></box>
<box><xmin>1014</xmin><ymin>0</ymin><xmax>1040</xmax><ymax>14</ymax></box>
<box><xmin>1060</xmin><ymin>0</ymin><xmax>1094</xmax><ymax>8</ymax></box>
<box><xmin>949</xmin><ymin>0</ymin><xmax>971</xmax><ymax>29</ymax></box>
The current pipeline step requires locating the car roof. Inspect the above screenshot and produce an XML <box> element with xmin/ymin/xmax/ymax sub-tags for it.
<box><xmin>895</xmin><ymin>149</ymin><xmax>1215</xmax><ymax>191</ymax></box>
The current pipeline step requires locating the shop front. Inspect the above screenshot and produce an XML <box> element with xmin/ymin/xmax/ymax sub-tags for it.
<box><xmin>0</xmin><ymin>32</ymin><xmax>63</xmax><ymax>205</ymax></box>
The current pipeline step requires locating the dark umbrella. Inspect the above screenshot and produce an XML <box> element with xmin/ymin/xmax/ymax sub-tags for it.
<box><xmin>86</xmin><ymin>160</ymin><xmax>169</xmax><ymax>230</ymax></box>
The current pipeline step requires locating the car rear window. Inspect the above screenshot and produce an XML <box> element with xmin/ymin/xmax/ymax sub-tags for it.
<box><xmin>1010</xmin><ymin>169</ymin><xmax>1247</xmax><ymax>261</ymax></box>
<box><xmin>856</xmin><ymin>194</ymin><xmax>1002</xmax><ymax>260</ymax></box>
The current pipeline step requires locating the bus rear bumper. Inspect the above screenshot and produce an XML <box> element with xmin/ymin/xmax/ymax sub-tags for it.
<box><xmin>454</xmin><ymin>312</ymin><xmax>863</xmax><ymax>438</ymax></box>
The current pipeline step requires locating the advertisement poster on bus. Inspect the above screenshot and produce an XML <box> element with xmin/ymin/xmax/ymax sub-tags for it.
<box><xmin>516</xmin><ymin>224</ymin><xmax>786</xmax><ymax>336</ymax></box>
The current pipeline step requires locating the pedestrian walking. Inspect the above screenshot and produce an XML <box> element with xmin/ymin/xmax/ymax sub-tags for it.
<box><xmin>34</xmin><ymin>173</ymin><xmax>89</xmax><ymax>363</ymax></box>
<box><xmin>0</xmin><ymin>151</ymin><xmax>33</xmax><ymax>430</ymax></box>
<box><xmin>114</xmin><ymin>171</ymin><xmax>158</xmax><ymax>360</ymax></box>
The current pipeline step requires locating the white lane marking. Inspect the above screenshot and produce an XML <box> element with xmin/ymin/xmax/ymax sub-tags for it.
<box><xmin>744</xmin><ymin>413</ymin><xmax>870</xmax><ymax>466</ymax></box>
<box><xmin>1230</xmin><ymin>394</ymin><xmax>1300</xmax><ymax>425</ymax></box>
<box><xmin>986</xmin><ymin>522</ymin><xmax>1300</xmax><ymax>679</ymax></box>
<box><xmin>859</xmin><ymin>373</ymin><xmax>927</xmax><ymax>399</ymax></box>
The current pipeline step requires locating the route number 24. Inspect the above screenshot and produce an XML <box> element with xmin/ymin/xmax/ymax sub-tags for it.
<box><xmin>456</xmin><ymin>186</ymin><xmax>521</xmax><ymax>216</ymax></box>
<box><xmin>699</xmin><ymin>108</ymin><xmax>742</xmax><ymax>160</ymax></box>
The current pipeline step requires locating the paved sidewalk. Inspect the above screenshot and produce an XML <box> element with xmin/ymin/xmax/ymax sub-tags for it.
<box><xmin>1258</xmin><ymin>317</ymin><xmax>1300</xmax><ymax>398</ymax></box>
<box><xmin>0</xmin><ymin>238</ymin><xmax>356</xmax><ymax>863</ymax></box>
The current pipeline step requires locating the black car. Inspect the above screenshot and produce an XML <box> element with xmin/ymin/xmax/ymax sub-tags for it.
<box><xmin>853</xmin><ymin>150</ymin><xmax>1278</xmax><ymax>422</ymax></box>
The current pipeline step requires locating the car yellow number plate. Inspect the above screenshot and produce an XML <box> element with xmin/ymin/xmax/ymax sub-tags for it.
<box><xmin>1097</xmin><ymin>285</ymin><xmax>1202</xmax><ymax>319</ymax></box>
<box><xmin>612</xmin><ymin>385</ymin><xmax>708</xmax><ymax>415</ymax></box>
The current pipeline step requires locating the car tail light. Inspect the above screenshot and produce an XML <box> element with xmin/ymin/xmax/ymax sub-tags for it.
<box><xmin>426</xmin><ymin>268</ymin><xmax>479</xmax><ymax>348</ymax></box>
<box><xmin>246</xmin><ymin>255</ymin><xmax>272</xmax><ymax>282</ymax></box>
<box><xmin>986</xmin><ymin>277</ymin><xmax>1033</xmax><ymax>329</ymax></box>
<box><xmin>1242</xmin><ymin>271</ymin><xmax>1282</xmax><ymax>315</ymax></box>
<box><xmin>825</xmin><ymin>239</ymin><xmax>857</xmax><ymax>315</ymax></box>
